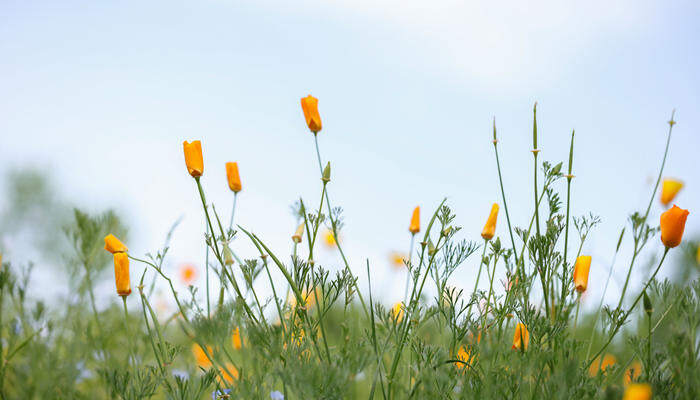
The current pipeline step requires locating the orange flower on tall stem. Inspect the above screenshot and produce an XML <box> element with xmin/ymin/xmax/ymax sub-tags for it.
<box><xmin>589</xmin><ymin>353</ymin><xmax>617</xmax><ymax>376</ymax></box>
<box><xmin>660</xmin><ymin>178</ymin><xmax>683</xmax><ymax>206</ymax></box>
<box><xmin>183</xmin><ymin>140</ymin><xmax>204</xmax><ymax>177</ymax></box>
<box><xmin>512</xmin><ymin>322</ymin><xmax>529</xmax><ymax>351</ymax></box>
<box><xmin>409</xmin><ymin>206</ymin><xmax>420</xmax><ymax>234</ymax></box>
<box><xmin>226</xmin><ymin>162</ymin><xmax>242</xmax><ymax>193</ymax></box>
<box><xmin>573</xmin><ymin>255</ymin><xmax>592</xmax><ymax>293</ymax></box>
<box><xmin>481</xmin><ymin>203</ymin><xmax>499</xmax><ymax>241</ymax></box>
<box><xmin>660</xmin><ymin>205</ymin><xmax>689</xmax><ymax>248</ymax></box>
<box><xmin>113</xmin><ymin>252</ymin><xmax>131</xmax><ymax>296</ymax></box>
<box><xmin>300</xmin><ymin>95</ymin><xmax>322</xmax><ymax>133</ymax></box>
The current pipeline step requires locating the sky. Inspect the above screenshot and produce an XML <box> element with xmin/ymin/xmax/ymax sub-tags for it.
<box><xmin>0</xmin><ymin>0</ymin><xmax>699</xmax><ymax>313</ymax></box>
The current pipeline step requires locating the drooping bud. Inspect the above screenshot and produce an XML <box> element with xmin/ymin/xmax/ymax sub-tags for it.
<box><xmin>222</xmin><ymin>243</ymin><xmax>235</xmax><ymax>266</ymax></box>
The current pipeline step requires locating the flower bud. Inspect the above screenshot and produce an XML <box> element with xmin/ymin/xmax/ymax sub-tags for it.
<box><xmin>408</xmin><ymin>206</ymin><xmax>420</xmax><ymax>234</ymax></box>
<box><xmin>222</xmin><ymin>243</ymin><xmax>235</xmax><ymax>266</ymax></box>
<box><xmin>660</xmin><ymin>205</ymin><xmax>689</xmax><ymax>248</ymax></box>
<box><xmin>183</xmin><ymin>140</ymin><xmax>204</xmax><ymax>178</ymax></box>
<box><xmin>225</xmin><ymin>162</ymin><xmax>242</xmax><ymax>193</ymax></box>
<box><xmin>643</xmin><ymin>291</ymin><xmax>653</xmax><ymax>317</ymax></box>
<box><xmin>481</xmin><ymin>203</ymin><xmax>499</xmax><ymax>241</ymax></box>
<box><xmin>104</xmin><ymin>234</ymin><xmax>128</xmax><ymax>254</ymax></box>
<box><xmin>322</xmin><ymin>162</ymin><xmax>331</xmax><ymax>183</ymax></box>
<box><xmin>660</xmin><ymin>178</ymin><xmax>683</xmax><ymax>206</ymax></box>
<box><xmin>573</xmin><ymin>255</ymin><xmax>592</xmax><ymax>293</ymax></box>
<box><xmin>292</xmin><ymin>223</ymin><xmax>305</xmax><ymax>243</ymax></box>
<box><xmin>113</xmin><ymin>252</ymin><xmax>131</xmax><ymax>296</ymax></box>
<box><xmin>300</xmin><ymin>95</ymin><xmax>322</xmax><ymax>133</ymax></box>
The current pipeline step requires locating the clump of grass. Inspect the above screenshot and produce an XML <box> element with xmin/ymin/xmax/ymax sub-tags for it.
<box><xmin>0</xmin><ymin>102</ymin><xmax>697</xmax><ymax>399</ymax></box>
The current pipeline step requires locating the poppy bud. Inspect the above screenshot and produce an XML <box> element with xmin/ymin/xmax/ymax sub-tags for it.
<box><xmin>225</xmin><ymin>162</ymin><xmax>242</xmax><ymax>193</ymax></box>
<box><xmin>183</xmin><ymin>140</ymin><xmax>204</xmax><ymax>178</ymax></box>
<box><xmin>481</xmin><ymin>203</ymin><xmax>499</xmax><ymax>241</ymax></box>
<box><xmin>292</xmin><ymin>223</ymin><xmax>305</xmax><ymax>243</ymax></box>
<box><xmin>300</xmin><ymin>95</ymin><xmax>322</xmax><ymax>133</ymax></box>
<box><xmin>322</xmin><ymin>162</ymin><xmax>331</xmax><ymax>183</ymax></box>
<box><xmin>512</xmin><ymin>322</ymin><xmax>529</xmax><ymax>351</ymax></box>
<box><xmin>408</xmin><ymin>206</ymin><xmax>420</xmax><ymax>234</ymax></box>
<box><xmin>222</xmin><ymin>243</ymin><xmax>235</xmax><ymax>266</ymax></box>
<box><xmin>113</xmin><ymin>252</ymin><xmax>131</xmax><ymax>296</ymax></box>
<box><xmin>660</xmin><ymin>205</ymin><xmax>689</xmax><ymax>248</ymax></box>
<box><xmin>573</xmin><ymin>255</ymin><xmax>592</xmax><ymax>293</ymax></box>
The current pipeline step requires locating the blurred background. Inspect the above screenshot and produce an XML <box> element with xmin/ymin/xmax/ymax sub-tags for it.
<box><xmin>1</xmin><ymin>0</ymin><xmax>698</xmax><ymax>313</ymax></box>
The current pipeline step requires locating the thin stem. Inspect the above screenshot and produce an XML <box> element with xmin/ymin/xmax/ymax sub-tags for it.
<box><xmin>121</xmin><ymin>296</ymin><xmax>134</xmax><ymax>367</ymax></box>
<box><xmin>403</xmin><ymin>234</ymin><xmax>415</xmax><ymax>303</ymax></box>
<box><xmin>617</xmin><ymin>111</ymin><xmax>675</xmax><ymax>308</ymax></box>
<box><xmin>533</xmin><ymin>152</ymin><xmax>540</xmax><ymax>237</ymax></box>
<box><xmin>312</xmin><ymin>133</ymin><xmax>369</xmax><ymax>316</ymax></box>
<box><xmin>586</xmin><ymin>247</ymin><xmax>669</xmax><ymax>369</ymax></box>
<box><xmin>467</xmin><ymin>242</ymin><xmax>488</xmax><ymax>319</ymax></box>
<box><xmin>573</xmin><ymin>293</ymin><xmax>581</xmax><ymax>332</ymax></box>
<box><xmin>229</xmin><ymin>192</ymin><xmax>238</xmax><ymax>231</ymax></box>
<box><xmin>492</xmin><ymin>125</ymin><xmax>518</xmax><ymax>263</ymax></box>
<box><xmin>561</xmin><ymin>130</ymin><xmax>575</xmax><ymax>307</ymax></box>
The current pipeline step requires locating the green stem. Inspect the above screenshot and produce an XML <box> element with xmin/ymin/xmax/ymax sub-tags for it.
<box><xmin>312</xmin><ymin>133</ymin><xmax>368</xmax><ymax>316</ymax></box>
<box><xmin>121</xmin><ymin>296</ymin><xmax>134</xmax><ymax>367</ymax></box>
<box><xmin>466</xmin><ymin>241</ymin><xmax>488</xmax><ymax>318</ymax></box>
<box><xmin>586</xmin><ymin>247</ymin><xmax>669</xmax><ymax>369</ymax></box>
<box><xmin>492</xmin><ymin>122</ymin><xmax>518</xmax><ymax>264</ymax></box>
<box><xmin>617</xmin><ymin>111</ymin><xmax>675</xmax><ymax>308</ymax></box>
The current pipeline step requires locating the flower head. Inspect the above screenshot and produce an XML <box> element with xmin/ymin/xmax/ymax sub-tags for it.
<box><xmin>192</xmin><ymin>343</ymin><xmax>213</xmax><ymax>368</ymax></box>
<box><xmin>232</xmin><ymin>327</ymin><xmax>242</xmax><ymax>350</ymax></box>
<box><xmin>226</xmin><ymin>162</ymin><xmax>242</xmax><ymax>193</ymax></box>
<box><xmin>300</xmin><ymin>95</ymin><xmax>322</xmax><ymax>133</ymax></box>
<box><xmin>481</xmin><ymin>203</ymin><xmax>499</xmax><ymax>241</ymax></box>
<box><xmin>455</xmin><ymin>346</ymin><xmax>474</xmax><ymax>370</ymax></box>
<box><xmin>389</xmin><ymin>252</ymin><xmax>407</xmax><ymax>269</ymax></box>
<box><xmin>183</xmin><ymin>140</ymin><xmax>204</xmax><ymax>177</ymax></box>
<box><xmin>573</xmin><ymin>255</ymin><xmax>592</xmax><ymax>293</ymax></box>
<box><xmin>512</xmin><ymin>323</ymin><xmax>529</xmax><ymax>351</ymax></box>
<box><xmin>625</xmin><ymin>361</ymin><xmax>642</xmax><ymax>385</ymax></box>
<box><xmin>113</xmin><ymin>252</ymin><xmax>131</xmax><ymax>296</ymax></box>
<box><xmin>217</xmin><ymin>363</ymin><xmax>239</xmax><ymax>384</ymax></box>
<box><xmin>391</xmin><ymin>302</ymin><xmax>404</xmax><ymax>322</ymax></box>
<box><xmin>660</xmin><ymin>178</ymin><xmax>683</xmax><ymax>206</ymax></box>
<box><xmin>409</xmin><ymin>206</ymin><xmax>420</xmax><ymax>234</ymax></box>
<box><xmin>623</xmin><ymin>383</ymin><xmax>652</xmax><ymax>400</ymax></box>
<box><xmin>323</xmin><ymin>229</ymin><xmax>337</xmax><ymax>247</ymax></box>
<box><xmin>104</xmin><ymin>234</ymin><xmax>128</xmax><ymax>254</ymax></box>
<box><xmin>180</xmin><ymin>264</ymin><xmax>197</xmax><ymax>285</ymax></box>
<box><xmin>589</xmin><ymin>353</ymin><xmax>617</xmax><ymax>376</ymax></box>
<box><xmin>660</xmin><ymin>205</ymin><xmax>689</xmax><ymax>248</ymax></box>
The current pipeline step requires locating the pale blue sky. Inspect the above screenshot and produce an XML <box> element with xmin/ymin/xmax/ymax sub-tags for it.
<box><xmin>1</xmin><ymin>0</ymin><xmax>698</xmax><ymax>309</ymax></box>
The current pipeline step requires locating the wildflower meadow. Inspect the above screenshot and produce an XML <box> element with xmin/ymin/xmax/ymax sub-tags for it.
<box><xmin>0</xmin><ymin>97</ymin><xmax>697</xmax><ymax>400</ymax></box>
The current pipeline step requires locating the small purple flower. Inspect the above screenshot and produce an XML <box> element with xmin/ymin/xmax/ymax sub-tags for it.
<box><xmin>212</xmin><ymin>389</ymin><xmax>232</xmax><ymax>400</ymax></box>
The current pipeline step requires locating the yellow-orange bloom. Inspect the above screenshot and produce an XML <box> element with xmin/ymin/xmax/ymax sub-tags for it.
<box><xmin>389</xmin><ymin>252</ymin><xmax>407</xmax><ymax>269</ymax></box>
<box><xmin>104</xmin><ymin>234</ymin><xmax>128</xmax><ymax>254</ymax></box>
<box><xmin>225</xmin><ymin>162</ymin><xmax>242</xmax><ymax>193</ymax></box>
<box><xmin>218</xmin><ymin>363</ymin><xmax>239</xmax><ymax>384</ymax></box>
<box><xmin>180</xmin><ymin>264</ymin><xmax>197</xmax><ymax>285</ymax></box>
<box><xmin>573</xmin><ymin>255</ymin><xmax>592</xmax><ymax>293</ymax></box>
<box><xmin>391</xmin><ymin>302</ymin><xmax>404</xmax><ymax>322</ymax></box>
<box><xmin>455</xmin><ymin>346</ymin><xmax>474</xmax><ymax>370</ymax></box>
<box><xmin>113</xmin><ymin>252</ymin><xmax>131</xmax><ymax>296</ymax></box>
<box><xmin>660</xmin><ymin>205</ymin><xmax>689</xmax><ymax>248</ymax></box>
<box><xmin>232</xmin><ymin>327</ymin><xmax>242</xmax><ymax>350</ymax></box>
<box><xmin>300</xmin><ymin>95</ymin><xmax>322</xmax><ymax>133</ymax></box>
<box><xmin>183</xmin><ymin>140</ymin><xmax>204</xmax><ymax>177</ymax></box>
<box><xmin>409</xmin><ymin>206</ymin><xmax>420</xmax><ymax>234</ymax></box>
<box><xmin>323</xmin><ymin>229</ymin><xmax>336</xmax><ymax>247</ymax></box>
<box><xmin>624</xmin><ymin>361</ymin><xmax>642</xmax><ymax>385</ymax></box>
<box><xmin>512</xmin><ymin>323</ymin><xmax>529</xmax><ymax>351</ymax></box>
<box><xmin>660</xmin><ymin>178</ymin><xmax>683</xmax><ymax>206</ymax></box>
<box><xmin>623</xmin><ymin>383</ymin><xmax>652</xmax><ymax>400</ymax></box>
<box><xmin>696</xmin><ymin>246</ymin><xmax>700</xmax><ymax>265</ymax></box>
<box><xmin>481</xmin><ymin>203</ymin><xmax>499</xmax><ymax>241</ymax></box>
<box><xmin>589</xmin><ymin>353</ymin><xmax>617</xmax><ymax>376</ymax></box>
<box><xmin>192</xmin><ymin>343</ymin><xmax>213</xmax><ymax>368</ymax></box>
